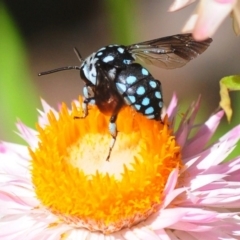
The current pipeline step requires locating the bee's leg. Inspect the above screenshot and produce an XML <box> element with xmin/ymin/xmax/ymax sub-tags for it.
<box><xmin>81</xmin><ymin>84</ymin><xmax>95</xmax><ymax>118</ymax></box>
<box><xmin>81</xmin><ymin>97</ymin><xmax>95</xmax><ymax>118</ymax></box>
<box><xmin>74</xmin><ymin>85</ymin><xmax>95</xmax><ymax>119</ymax></box>
<box><xmin>106</xmin><ymin>114</ymin><xmax>118</xmax><ymax>161</ymax></box>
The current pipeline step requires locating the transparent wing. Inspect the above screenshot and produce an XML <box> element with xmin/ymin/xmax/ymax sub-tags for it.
<box><xmin>127</xmin><ymin>33</ymin><xmax>212</xmax><ymax>69</ymax></box>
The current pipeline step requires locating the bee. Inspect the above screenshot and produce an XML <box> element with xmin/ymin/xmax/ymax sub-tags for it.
<box><xmin>39</xmin><ymin>33</ymin><xmax>212</xmax><ymax>160</ymax></box>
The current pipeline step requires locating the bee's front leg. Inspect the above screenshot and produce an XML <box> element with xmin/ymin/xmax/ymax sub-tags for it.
<box><xmin>81</xmin><ymin>84</ymin><xmax>96</xmax><ymax>118</ymax></box>
<box><xmin>74</xmin><ymin>84</ymin><xmax>95</xmax><ymax>119</ymax></box>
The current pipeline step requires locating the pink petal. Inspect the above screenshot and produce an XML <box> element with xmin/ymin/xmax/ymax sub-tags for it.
<box><xmin>166</xmin><ymin>93</ymin><xmax>178</xmax><ymax>122</ymax></box>
<box><xmin>189</xmin><ymin>174</ymin><xmax>227</xmax><ymax>191</ymax></box>
<box><xmin>183</xmin><ymin>128</ymin><xmax>240</xmax><ymax>174</ymax></box>
<box><xmin>162</xmin><ymin>169</ymin><xmax>187</xmax><ymax>207</ymax></box>
<box><xmin>175</xmin><ymin>96</ymin><xmax>201</xmax><ymax>147</ymax></box>
<box><xmin>182</xmin><ymin>111</ymin><xmax>224</xmax><ymax>158</ymax></box>
<box><xmin>0</xmin><ymin>190</ymin><xmax>37</xmax><ymax>209</ymax></box>
<box><xmin>219</xmin><ymin>124</ymin><xmax>240</xmax><ymax>142</ymax></box>
<box><xmin>170</xmin><ymin>221</ymin><xmax>213</xmax><ymax>232</ymax></box>
<box><xmin>163</xmin><ymin>168</ymin><xmax>179</xmax><ymax>194</ymax></box>
<box><xmin>0</xmin><ymin>144</ymin><xmax>6</xmax><ymax>153</ymax></box>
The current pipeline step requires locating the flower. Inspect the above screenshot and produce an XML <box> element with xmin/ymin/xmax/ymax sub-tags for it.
<box><xmin>169</xmin><ymin>0</ymin><xmax>240</xmax><ymax>40</ymax></box>
<box><xmin>1</xmin><ymin>95</ymin><xmax>240</xmax><ymax>239</ymax></box>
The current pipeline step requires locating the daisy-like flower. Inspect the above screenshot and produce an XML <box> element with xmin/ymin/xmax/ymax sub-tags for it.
<box><xmin>1</xmin><ymin>95</ymin><xmax>240</xmax><ymax>239</ymax></box>
<box><xmin>169</xmin><ymin>0</ymin><xmax>240</xmax><ymax>40</ymax></box>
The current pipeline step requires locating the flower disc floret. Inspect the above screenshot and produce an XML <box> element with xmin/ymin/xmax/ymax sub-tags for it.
<box><xmin>30</xmin><ymin>97</ymin><xmax>182</xmax><ymax>233</ymax></box>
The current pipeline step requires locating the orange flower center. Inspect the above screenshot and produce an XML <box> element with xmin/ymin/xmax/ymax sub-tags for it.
<box><xmin>30</xmin><ymin>97</ymin><xmax>182</xmax><ymax>234</ymax></box>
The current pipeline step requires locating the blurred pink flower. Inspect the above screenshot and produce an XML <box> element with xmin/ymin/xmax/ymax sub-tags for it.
<box><xmin>0</xmin><ymin>96</ymin><xmax>240</xmax><ymax>239</ymax></box>
<box><xmin>169</xmin><ymin>0</ymin><xmax>240</xmax><ymax>40</ymax></box>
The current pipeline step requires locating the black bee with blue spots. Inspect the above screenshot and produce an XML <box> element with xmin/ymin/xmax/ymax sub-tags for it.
<box><xmin>39</xmin><ymin>33</ymin><xmax>212</xmax><ymax>160</ymax></box>
<box><xmin>114</xmin><ymin>63</ymin><xmax>162</xmax><ymax>120</ymax></box>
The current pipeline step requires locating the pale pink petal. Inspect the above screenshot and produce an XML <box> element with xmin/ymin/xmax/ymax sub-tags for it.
<box><xmin>182</xmin><ymin>13</ymin><xmax>199</xmax><ymax>33</ymax></box>
<box><xmin>0</xmin><ymin>142</ymin><xmax>29</xmax><ymax>162</ymax></box>
<box><xmin>182</xmin><ymin>129</ymin><xmax>240</xmax><ymax>175</ymax></box>
<box><xmin>147</xmin><ymin>208</ymin><xmax>189</xmax><ymax>229</ymax></box>
<box><xmin>0</xmin><ymin>143</ymin><xmax>31</xmax><ymax>182</ymax></box>
<box><xmin>38</xmin><ymin>98</ymin><xmax>58</xmax><ymax>127</ymax></box>
<box><xmin>122</xmin><ymin>229</ymin><xmax>141</xmax><ymax>240</ymax></box>
<box><xmin>132</xmin><ymin>223</ymin><xmax>160</xmax><ymax>240</ymax></box>
<box><xmin>219</xmin><ymin>124</ymin><xmax>240</xmax><ymax>142</ymax></box>
<box><xmin>61</xmin><ymin>228</ymin><xmax>95</xmax><ymax>240</ymax></box>
<box><xmin>168</xmin><ymin>0</ymin><xmax>196</xmax><ymax>12</ymax></box>
<box><xmin>0</xmin><ymin>216</ymin><xmax>43</xmax><ymax>239</ymax></box>
<box><xmin>189</xmin><ymin>174</ymin><xmax>227</xmax><ymax>190</ymax></box>
<box><xmin>161</xmin><ymin>168</ymin><xmax>188</xmax><ymax>207</ymax></box>
<box><xmin>197</xmin><ymin>125</ymin><xmax>240</xmax><ymax>167</ymax></box>
<box><xmin>41</xmin><ymin>98</ymin><xmax>57</xmax><ymax>115</ymax></box>
<box><xmin>15</xmin><ymin>121</ymin><xmax>38</xmax><ymax>148</ymax></box>
<box><xmin>181</xmin><ymin>208</ymin><xmax>219</xmax><ymax>222</ymax></box>
<box><xmin>183</xmin><ymin>0</ymin><xmax>237</xmax><ymax>40</ymax></box>
<box><xmin>163</xmin><ymin>187</ymin><xmax>187</xmax><ymax>207</ymax></box>
<box><xmin>225</xmin><ymin>157</ymin><xmax>240</xmax><ymax>178</ymax></box>
<box><xmin>0</xmin><ymin>186</ymin><xmax>38</xmax><ymax>209</ymax></box>
<box><xmin>1</xmin><ymin>219</ymin><xmax>68</xmax><ymax>240</ymax></box>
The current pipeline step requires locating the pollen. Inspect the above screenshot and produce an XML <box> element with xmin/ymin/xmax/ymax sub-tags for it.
<box><xmin>30</xmin><ymin>97</ymin><xmax>182</xmax><ymax>234</ymax></box>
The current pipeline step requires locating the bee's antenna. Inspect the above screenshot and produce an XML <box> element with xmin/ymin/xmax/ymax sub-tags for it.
<box><xmin>38</xmin><ymin>47</ymin><xmax>84</xmax><ymax>76</ymax></box>
<box><xmin>38</xmin><ymin>66</ymin><xmax>81</xmax><ymax>76</ymax></box>
<box><xmin>73</xmin><ymin>47</ymin><xmax>84</xmax><ymax>62</ymax></box>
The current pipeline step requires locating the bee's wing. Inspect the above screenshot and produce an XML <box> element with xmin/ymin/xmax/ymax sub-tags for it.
<box><xmin>127</xmin><ymin>33</ymin><xmax>212</xmax><ymax>69</ymax></box>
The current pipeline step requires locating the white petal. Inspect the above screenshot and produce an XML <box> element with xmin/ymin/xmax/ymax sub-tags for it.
<box><xmin>132</xmin><ymin>223</ymin><xmax>160</xmax><ymax>240</ymax></box>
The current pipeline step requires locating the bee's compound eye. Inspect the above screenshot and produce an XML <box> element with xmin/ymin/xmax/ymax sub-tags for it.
<box><xmin>80</xmin><ymin>66</ymin><xmax>87</xmax><ymax>81</ymax></box>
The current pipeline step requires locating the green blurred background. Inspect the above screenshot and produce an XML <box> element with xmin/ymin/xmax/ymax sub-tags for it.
<box><xmin>0</xmin><ymin>0</ymin><xmax>239</xmax><ymax>158</ymax></box>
